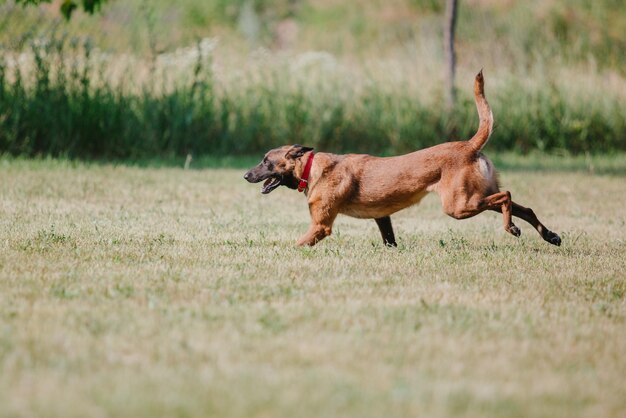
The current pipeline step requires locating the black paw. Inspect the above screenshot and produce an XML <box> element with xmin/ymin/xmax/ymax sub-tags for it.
<box><xmin>545</xmin><ymin>231</ymin><xmax>561</xmax><ymax>246</ymax></box>
<box><xmin>509</xmin><ymin>225</ymin><xmax>521</xmax><ymax>237</ymax></box>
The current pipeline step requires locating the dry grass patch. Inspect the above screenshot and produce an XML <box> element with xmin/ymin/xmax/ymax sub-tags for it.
<box><xmin>0</xmin><ymin>158</ymin><xmax>625</xmax><ymax>418</ymax></box>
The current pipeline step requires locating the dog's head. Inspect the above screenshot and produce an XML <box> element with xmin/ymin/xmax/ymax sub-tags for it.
<box><xmin>244</xmin><ymin>144</ymin><xmax>314</xmax><ymax>194</ymax></box>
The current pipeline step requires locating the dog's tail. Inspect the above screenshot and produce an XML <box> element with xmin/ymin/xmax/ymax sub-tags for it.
<box><xmin>467</xmin><ymin>69</ymin><xmax>493</xmax><ymax>152</ymax></box>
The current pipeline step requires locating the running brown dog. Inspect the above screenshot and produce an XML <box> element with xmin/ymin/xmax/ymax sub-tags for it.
<box><xmin>244</xmin><ymin>71</ymin><xmax>562</xmax><ymax>247</ymax></box>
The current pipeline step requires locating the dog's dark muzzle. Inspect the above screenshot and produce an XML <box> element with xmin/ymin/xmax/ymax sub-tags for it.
<box><xmin>244</xmin><ymin>168</ymin><xmax>282</xmax><ymax>194</ymax></box>
<box><xmin>243</xmin><ymin>171</ymin><xmax>256</xmax><ymax>182</ymax></box>
<box><xmin>243</xmin><ymin>167</ymin><xmax>266</xmax><ymax>183</ymax></box>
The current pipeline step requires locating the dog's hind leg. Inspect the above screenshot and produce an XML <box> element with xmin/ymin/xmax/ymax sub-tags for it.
<box><xmin>443</xmin><ymin>190</ymin><xmax>521</xmax><ymax>237</ymax></box>
<box><xmin>510</xmin><ymin>202</ymin><xmax>561</xmax><ymax>245</ymax></box>
<box><xmin>374</xmin><ymin>216</ymin><xmax>397</xmax><ymax>247</ymax></box>
<box><xmin>486</xmin><ymin>191</ymin><xmax>520</xmax><ymax>237</ymax></box>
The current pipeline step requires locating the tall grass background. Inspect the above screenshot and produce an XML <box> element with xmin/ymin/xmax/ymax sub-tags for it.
<box><xmin>0</xmin><ymin>0</ymin><xmax>624</xmax><ymax>159</ymax></box>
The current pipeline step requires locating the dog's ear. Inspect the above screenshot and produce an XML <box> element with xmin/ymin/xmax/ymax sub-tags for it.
<box><xmin>285</xmin><ymin>144</ymin><xmax>314</xmax><ymax>159</ymax></box>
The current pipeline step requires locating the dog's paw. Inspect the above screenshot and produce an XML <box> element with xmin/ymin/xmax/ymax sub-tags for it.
<box><xmin>508</xmin><ymin>225</ymin><xmax>521</xmax><ymax>237</ymax></box>
<box><xmin>545</xmin><ymin>231</ymin><xmax>561</xmax><ymax>246</ymax></box>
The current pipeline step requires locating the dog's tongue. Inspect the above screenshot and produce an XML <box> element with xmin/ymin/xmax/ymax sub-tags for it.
<box><xmin>262</xmin><ymin>177</ymin><xmax>280</xmax><ymax>194</ymax></box>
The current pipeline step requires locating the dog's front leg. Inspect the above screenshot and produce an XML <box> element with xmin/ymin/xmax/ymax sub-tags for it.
<box><xmin>296</xmin><ymin>223</ymin><xmax>333</xmax><ymax>246</ymax></box>
<box><xmin>296</xmin><ymin>200</ymin><xmax>338</xmax><ymax>246</ymax></box>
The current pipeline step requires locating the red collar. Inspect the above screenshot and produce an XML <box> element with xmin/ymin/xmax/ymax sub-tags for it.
<box><xmin>297</xmin><ymin>152</ymin><xmax>315</xmax><ymax>192</ymax></box>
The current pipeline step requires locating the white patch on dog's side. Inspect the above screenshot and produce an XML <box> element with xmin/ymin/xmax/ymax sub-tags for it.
<box><xmin>478</xmin><ymin>156</ymin><xmax>494</xmax><ymax>181</ymax></box>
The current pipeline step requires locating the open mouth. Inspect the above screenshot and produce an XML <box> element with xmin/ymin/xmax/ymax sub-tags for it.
<box><xmin>261</xmin><ymin>176</ymin><xmax>281</xmax><ymax>194</ymax></box>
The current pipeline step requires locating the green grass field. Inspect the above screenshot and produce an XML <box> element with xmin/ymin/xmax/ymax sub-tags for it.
<box><xmin>0</xmin><ymin>156</ymin><xmax>625</xmax><ymax>418</ymax></box>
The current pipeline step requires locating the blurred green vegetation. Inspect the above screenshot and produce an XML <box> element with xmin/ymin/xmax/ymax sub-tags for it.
<box><xmin>0</xmin><ymin>0</ymin><xmax>624</xmax><ymax>158</ymax></box>
<box><xmin>3</xmin><ymin>0</ymin><xmax>624</xmax><ymax>68</ymax></box>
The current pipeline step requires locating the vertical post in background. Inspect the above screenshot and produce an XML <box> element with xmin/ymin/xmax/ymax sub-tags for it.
<box><xmin>444</xmin><ymin>0</ymin><xmax>458</xmax><ymax>112</ymax></box>
<box><xmin>238</xmin><ymin>0</ymin><xmax>261</xmax><ymax>48</ymax></box>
